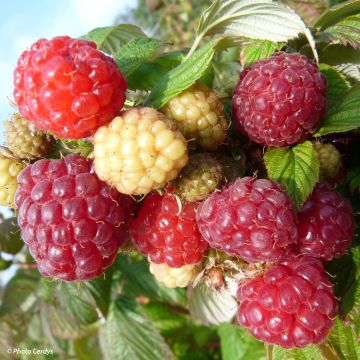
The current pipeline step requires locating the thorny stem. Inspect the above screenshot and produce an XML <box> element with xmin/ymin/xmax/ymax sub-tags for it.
<box><xmin>318</xmin><ymin>342</ymin><xmax>340</xmax><ymax>360</ymax></box>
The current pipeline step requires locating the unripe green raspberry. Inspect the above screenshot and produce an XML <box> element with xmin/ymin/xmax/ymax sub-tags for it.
<box><xmin>0</xmin><ymin>154</ymin><xmax>24</xmax><ymax>207</ymax></box>
<box><xmin>313</xmin><ymin>142</ymin><xmax>341</xmax><ymax>180</ymax></box>
<box><xmin>161</xmin><ymin>82</ymin><xmax>227</xmax><ymax>151</ymax></box>
<box><xmin>4</xmin><ymin>113</ymin><xmax>52</xmax><ymax>160</ymax></box>
<box><xmin>174</xmin><ymin>153</ymin><xmax>223</xmax><ymax>202</ymax></box>
<box><xmin>149</xmin><ymin>261</ymin><xmax>198</xmax><ymax>288</ymax></box>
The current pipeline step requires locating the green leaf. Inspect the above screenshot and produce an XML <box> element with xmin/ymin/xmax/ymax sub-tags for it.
<box><xmin>115</xmin><ymin>37</ymin><xmax>162</xmax><ymax>78</ymax></box>
<box><xmin>315</xmin><ymin>0</ymin><xmax>360</xmax><ymax>29</ymax></box>
<box><xmin>99</xmin><ymin>297</ymin><xmax>173</xmax><ymax>360</ymax></box>
<box><xmin>347</xmin><ymin>167</ymin><xmax>360</xmax><ymax>191</ymax></box>
<box><xmin>82</xmin><ymin>24</ymin><xmax>146</xmax><ymax>55</ymax></box>
<box><xmin>188</xmin><ymin>284</ymin><xmax>237</xmax><ymax>326</ymax></box>
<box><xmin>0</xmin><ymin>322</ymin><xmax>16</xmax><ymax>360</ymax></box>
<box><xmin>218</xmin><ymin>323</ymin><xmax>266</xmax><ymax>360</ymax></box>
<box><xmin>322</xmin><ymin>14</ymin><xmax>360</xmax><ymax>48</ymax></box>
<box><xmin>115</xmin><ymin>255</ymin><xmax>187</xmax><ymax>306</ymax></box>
<box><xmin>73</xmin><ymin>334</ymin><xmax>102</xmax><ymax>360</ymax></box>
<box><xmin>328</xmin><ymin>318</ymin><xmax>360</xmax><ymax>359</ymax></box>
<box><xmin>0</xmin><ymin>217</ymin><xmax>23</xmax><ymax>255</ymax></box>
<box><xmin>319</xmin><ymin>63</ymin><xmax>350</xmax><ymax>106</ymax></box>
<box><xmin>240</xmin><ymin>39</ymin><xmax>283</xmax><ymax>66</ymax></box>
<box><xmin>144</xmin><ymin>38</ymin><xmax>219</xmax><ymax>109</ymax></box>
<box><xmin>272</xmin><ymin>345</ymin><xmax>326</xmax><ymax>359</ymax></box>
<box><xmin>264</xmin><ymin>141</ymin><xmax>319</xmax><ymax>209</ymax></box>
<box><xmin>193</xmin><ymin>0</ymin><xmax>318</xmax><ymax>61</ymax></box>
<box><xmin>314</xmin><ymin>84</ymin><xmax>360</xmax><ymax>136</ymax></box>
<box><xmin>337</xmin><ymin>62</ymin><xmax>360</xmax><ymax>81</ymax></box>
<box><xmin>39</xmin><ymin>271</ymin><xmax>112</xmax><ymax>339</ymax></box>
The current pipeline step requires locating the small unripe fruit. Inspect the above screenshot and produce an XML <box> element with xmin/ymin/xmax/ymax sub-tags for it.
<box><xmin>149</xmin><ymin>261</ymin><xmax>198</xmax><ymax>288</ymax></box>
<box><xmin>313</xmin><ymin>142</ymin><xmax>341</xmax><ymax>181</ymax></box>
<box><xmin>174</xmin><ymin>153</ymin><xmax>223</xmax><ymax>202</ymax></box>
<box><xmin>5</xmin><ymin>113</ymin><xmax>52</xmax><ymax>160</ymax></box>
<box><xmin>0</xmin><ymin>154</ymin><xmax>24</xmax><ymax>207</ymax></box>
<box><xmin>94</xmin><ymin>107</ymin><xmax>188</xmax><ymax>195</ymax></box>
<box><xmin>161</xmin><ymin>82</ymin><xmax>227</xmax><ymax>151</ymax></box>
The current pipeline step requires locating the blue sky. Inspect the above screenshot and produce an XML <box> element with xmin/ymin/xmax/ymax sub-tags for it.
<box><xmin>0</xmin><ymin>0</ymin><xmax>137</xmax><ymax>140</ymax></box>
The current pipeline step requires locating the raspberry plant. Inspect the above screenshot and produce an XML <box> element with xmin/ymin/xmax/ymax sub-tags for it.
<box><xmin>1</xmin><ymin>0</ymin><xmax>360</xmax><ymax>359</ymax></box>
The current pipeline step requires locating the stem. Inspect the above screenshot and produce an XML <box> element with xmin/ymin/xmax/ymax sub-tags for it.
<box><xmin>185</xmin><ymin>34</ymin><xmax>204</xmax><ymax>59</ymax></box>
<box><xmin>265</xmin><ymin>344</ymin><xmax>273</xmax><ymax>360</ymax></box>
<box><xmin>13</xmin><ymin>262</ymin><xmax>38</xmax><ymax>269</ymax></box>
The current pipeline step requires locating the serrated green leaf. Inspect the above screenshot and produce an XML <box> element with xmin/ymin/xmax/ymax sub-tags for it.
<box><xmin>314</xmin><ymin>84</ymin><xmax>360</xmax><ymax>136</ymax></box>
<box><xmin>323</xmin><ymin>14</ymin><xmax>360</xmax><ymax>48</ymax></box>
<box><xmin>240</xmin><ymin>39</ymin><xmax>283</xmax><ymax>66</ymax></box>
<box><xmin>115</xmin><ymin>255</ymin><xmax>187</xmax><ymax>306</ymax></box>
<box><xmin>319</xmin><ymin>63</ymin><xmax>351</xmax><ymax>106</ymax></box>
<box><xmin>337</xmin><ymin>62</ymin><xmax>360</xmax><ymax>81</ymax></box>
<box><xmin>264</xmin><ymin>141</ymin><xmax>319</xmax><ymax>209</ymax></box>
<box><xmin>39</xmin><ymin>271</ymin><xmax>112</xmax><ymax>340</ymax></box>
<box><xmin>115</xmin><ymin>37</ymin><xmax>162</xmax><ymax>78</ymax></box>
<box><xmin>144</xmin><ymin>38</ymin><xmax>219</xmax><ymax>109</ymax></box>
<box><xmin>328</xmin><ymin>317</ymin><xmax>360</xmax><ymax>359</ymax></box>
<box><xmin>99</xmin><ymin>297</ymin><xmax>173</xmax><ymax>360</ymax></box>
<box><xmin>315</xmin><ymin>0</ymin><xmax>360</xmax><ymax>29</ymax></box>
<box><xmin>193</xmin><ymin>0</ymin><xmax>318</xmax><ymax>61</ymax></box>
<box><xmin>218</xmin><ymin>323</ymin><xmax>266</xmax><ymax>360</ymax></box>
<box><xmin>82</xmin><ymin>24</ymin><xmax>146</xmax><ymax>55</ymax></box>
<box><xmin>188</xmin><ymin>285</ymin><xmax>237</xmax><ymax>326</ymax></box>
<box><xmin>0</xmin><ymin>217</ymin><xmax>23</xmax><ymax>255</ymax></box>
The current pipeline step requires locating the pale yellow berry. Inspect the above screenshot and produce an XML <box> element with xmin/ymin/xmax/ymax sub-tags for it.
<box><xmin>4</xmin><ymin>113</ymin><xmax>51</xmax><ymax>160</ymax></box>
<box><xmin>161</xmin><ymin>82</ymin><xmax>227</xmax><ymax>151</ymax></box>
<box><xmin>94</xmin><ymin>107</ymin><xmax>188</xmax><ymax>195</ymax></box>
<box><xmin>149</xmin><ymin>261</ymin><xmax>198</xmax><ymax>288</ymax></box>
<box><xmin>313</xmin><ymin>142</ymin><xmax>341</xmax><ymax>180</ymax></box>
<box><xmin>0</xmin><ymin>156</ymin><xmax>24</xmax><ymax>207</ymax></box>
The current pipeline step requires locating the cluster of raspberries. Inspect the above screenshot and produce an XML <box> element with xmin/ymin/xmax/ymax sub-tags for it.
<box><xmin>10</xmin><ymin>35</ymin><xmax>355</xmax><ymax>349</ymax></box>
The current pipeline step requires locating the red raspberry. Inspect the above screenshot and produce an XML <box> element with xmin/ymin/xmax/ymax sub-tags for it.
<box><xmin>15</xmin><ymin>154</ymin><xmax>133</xmax><ymax>281</ymax></box>
<box><xmin>196</xmin><ymin>177</ymin><xmax>298</xmax><ymax>263</ymax></box>
<box><xmin>13</xmin><ymin>36</ymin><xmax>127</xmax><ymax>139</ymax></box>
<box><xmin>237</xmin><ymin>255</ymin><xmax>337</xmax><ymax>348</ymax></box>
<box><xmin>232</xmin><ymin>52</ymin><xmax>326</xmax><ymax>147</ymax></box>
<box><xmin>129</xmin><ymin>192</ymin><xmax>208</xmax><ymax>267</ymax></box>
<box><xmin>298</xmin><ymin>183</ymin><xmax>355</xmax><ymax>261</ymax></box>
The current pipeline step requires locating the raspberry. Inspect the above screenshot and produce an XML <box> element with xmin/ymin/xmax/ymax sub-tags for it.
<box><xmin>237</xmin><ymin>255</ymin><xmax>337</xmax><ymax>348</ymax></box>
<box><xmin>161</xmin><ymin>82</ymin><xmax>227</xmax><ymax>151</ymax></box>
<box><xmin>149</xmin><ymin>260</ymin><xmax>198</xmax><ymax>288</ymax></box>
<box><xmin>297</xmin><ymin>183</ymin><xmax>355</xmax><ymax>261</ymax></box>
<box><xmin>174</xmin><ymin>153</ymin><xmax>223</xmax><ymax>202</ymax></box>
<box><xmin>313</xmin><ymin>142</ymin><xmax>341</xmax><ymax>181</ymax></box>
<box><xmin>0</xmin><ymin>154</ymin><xmax>24</xmax><ymax>207</ymax></box>
<box><xmin>15</xmin><ymin>154</ymin><xmax>133</xmax><ymax>281</ymax></box>
<box><xmin>13</xmin><ymin>36</ymin><xmax>127</xmax><ymax>139</ymax></box>
<box><xmin>94</xmin><ymin>107</ymin><xmax>188</xmax><ymax>195</ymax></box>
<box><xmin>5</xmin><ymin>113</ymin><xmax>52</xmax><ymax>160</ymax></box>
<box><xmin>196</xmin><ymin>177</ymin><xmax>298</xmax><ymax>263</ymax></box>
<box><xmin>129</xmin><ymin>192</ymin><xmax>208</xmax><ymax>267</ymax></box>
<box><xmin>232</xmin><ymin>52</ymin><xmax>326</xmax><ymax>147</ymax></box>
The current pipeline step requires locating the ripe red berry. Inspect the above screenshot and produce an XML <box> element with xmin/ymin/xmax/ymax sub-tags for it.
<box><xmin>15</xmin><ymin>154</ymin><xmax>133</xmax><ymax>281</ymax></box>
<box><xmin>196</xmin><ymin>177</ymin><xmax>298</xmax><ymax>263</ymax></box>
<box><xmin>298</xmin><ymin>183</ymin><xmax>355</xmax><ymax>261</ymax></box>
<box><xmin>237</xmin><ymin>255</ymin><xmax>337</xmax><ymax>348</ymax></box>
<box><xmin>13</xmin><ymin>36</ymin><xmax>127</xmax><ymax>139</ymax></box>
<box><xmin>129</xmin><ymin>192</ymin><xmax>208</xmax><ymax>267</ymax></box>
<box><xmin>232</xmin><ymin>52</ymin><xmax>326</xmax><ymax>147</ymax></box>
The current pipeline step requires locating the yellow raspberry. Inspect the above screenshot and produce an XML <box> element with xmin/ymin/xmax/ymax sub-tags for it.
<box><xmin>0</xmin><ymin>155</ymin><xmax>24</xmax><ymax>207</ymax></box>
<box><xmin>313</xmin><ymin>142</ymin><xmax>341</xmax><ymax>180</ymax></box>
<box><xmin>94</xmin><ymin>107</ymin><xmax>188</xmax><ymax>195</ymax></box>
<box><xmin>161</xmin><ymin>82</ymin><xmax>227</xmax><ymax>151</ymax></box>
<box><xmin>4</xmin><ymin>113</ymin><xmax>52</xmax><ymax>160</ymax></box>
<box><xmin>149</xmin><ymin>261</ymin><xmax>198</xmax><ymax>288</ymax></box>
